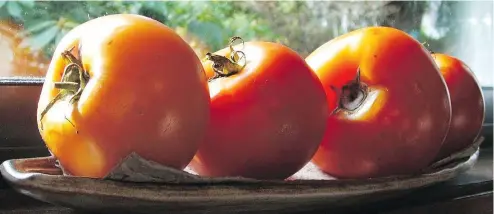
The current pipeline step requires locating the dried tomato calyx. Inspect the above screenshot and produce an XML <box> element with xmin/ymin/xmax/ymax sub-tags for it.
<box><xmin>39</xmin><ymin>45</ymin><xmax>90</xmax><ymax>131</ymax></box>
<box><xmin>330</xmin><ymin>67</ymin><xmax>368</xmax><ymax>114</ymax></box>
<box><xmin>205</xmin><ymin>36</ymin><xmax>247</xmax><ymax>79</ymax></box>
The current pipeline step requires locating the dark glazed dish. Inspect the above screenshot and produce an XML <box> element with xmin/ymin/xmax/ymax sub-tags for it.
<box><xmin>0</xmin><ymin>148</ymin><xmax>479</xmax><ymax>214</ymax></box>
<box><xmin>0</xmin><ymin>136</ymin><xmax>483</xmax><ymax>214</ymax></box>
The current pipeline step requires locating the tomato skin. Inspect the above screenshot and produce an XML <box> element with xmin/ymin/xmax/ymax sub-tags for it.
<box><xmin>306</xmin><ymin>27</ymin><xmax>452</xmax><ymax>179</ymax></box>
<box><xmin>37</xmin><ymin>14</ymin><xmax>210</xmax><ymax>178</ymax></box>
<box><xmin>432</xmin><ymin>53</ymin><xmax>485</xmax><ymax>159</ymax></box>
<box><xmin>188</xmin><ymin>41</ymin><xmax>329</xmax><ymax>180</ymax></box>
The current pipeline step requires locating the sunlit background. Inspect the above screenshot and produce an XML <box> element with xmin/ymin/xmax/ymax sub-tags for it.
<box><xmin>0</xmin><ymin>1</ymin><xmax>492</xmax><ymax>86</ymax></box>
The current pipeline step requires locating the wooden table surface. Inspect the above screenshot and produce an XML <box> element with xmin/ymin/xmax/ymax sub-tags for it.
<box><xmin>0</xmin><ymin>148</ymin><xmax>491</xmax><ymax>214</ymax></box>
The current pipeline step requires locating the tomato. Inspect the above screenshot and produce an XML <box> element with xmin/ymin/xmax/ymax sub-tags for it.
<box><xmin>188</xmin><ymin>37</ymin><xmax>329</xmax><ymax>180</ymax></box>
<box><xmin>306</xmin><ymin>27</ymin><xmax>452</xmax><ymax>179</ymax></box>
<box><xmin>36</xmin><ymin>14</ymin><xmax>211</xmax><ymax>178</ymax></box>
<box><xmin>432</xmin><ymin>53</ymin><xmax>485</xmax><ymax>159</ymax></box>
<box><xmin>0</xmin><ymin>20</ymin><xmax>49</xmax><ymax>146</ymax></box>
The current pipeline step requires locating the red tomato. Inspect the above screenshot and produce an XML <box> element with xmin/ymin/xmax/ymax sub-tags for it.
<box><xmin>37</xmin><ymin>14</ymin><xmax>211</xmax><ymax>178</ymax></box>
<box><xmin>306</xmin><ymin>27</ymin><xmax>452</xmax><ymax>179</ymax></box>
<box><xmin>432</xmin><ymin>53</ymin><xmax>485</xmax><ymax>159</ymax></box>
<box><xmin>188</xmin><ymin>38</ymin><xmax>329</xmax><ymax>180</ymax></box>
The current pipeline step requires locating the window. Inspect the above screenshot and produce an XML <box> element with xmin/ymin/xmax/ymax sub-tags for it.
<box><xmin>0</xmin><ymin>1</ymin><xmax>492</xmax><ymax>86</ymax></box>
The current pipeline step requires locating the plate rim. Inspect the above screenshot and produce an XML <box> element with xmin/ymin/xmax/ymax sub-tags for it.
<box><xmin>0</xmin><ymin>149</ymin><xmax>479</xmax><ymax>203</ymax></box>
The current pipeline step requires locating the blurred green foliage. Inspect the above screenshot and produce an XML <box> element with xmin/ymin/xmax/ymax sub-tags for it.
<box><xmin>0</xmin><ymin>1</ymin><xmax>481</xmax><ymax>58</ymax></box>
<box><xmin>0</xmin><ymin>1</ymin><xmax>279</xmax><ymax>58</ymax></box>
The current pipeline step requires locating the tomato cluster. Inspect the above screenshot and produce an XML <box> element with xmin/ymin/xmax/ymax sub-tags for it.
<box><xmin>34</xmin><ymin>14</ymin><xmax>484</xmax><ymax>180</ymax></box>
<box><xmin>306</xmin><ymin>27</ymin><xmax>484</xmax><ymax>178</ymax></box>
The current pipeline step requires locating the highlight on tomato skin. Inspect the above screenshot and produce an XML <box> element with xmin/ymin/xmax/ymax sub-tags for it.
<box><xmin>188</xmin><ymin>37</ymin><xmax>329</xmax><ymax>180</ymax></box>
<box><xmin>432</xmin><ymin>53</ymin><xmax>485</xmax><ymax>160</ymax></box>
<box><xmin>306</xmin><ymin>26</ymin><xmax>452</xmax><ymax>179</ymax></box>
<box><xmin>36</xmin><ymin>14</ymin><xmax>211</xmax><ymax>178</ymax></box>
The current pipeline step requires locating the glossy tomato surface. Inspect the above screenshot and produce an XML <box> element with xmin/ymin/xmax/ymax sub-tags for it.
<box><xmin>432</xmin><ymin>53</ymin><xmax>485</xmax><ymax>159</ymax></box>
<box><xmin>37</xmin><ymin>14</ymin><xmax>210</xmax><ymax>178</ymax></box>
<box><xmin>188</xmin><ymin>41</ymin><xmax>329</xmax><ymax>180</ymax></box>
<box><xmin>306</xmin><ymin>27</ymin><xmax>452</xmax><ymax>179</ymax></box>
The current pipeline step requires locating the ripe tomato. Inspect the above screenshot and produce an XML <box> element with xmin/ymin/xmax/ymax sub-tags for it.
<box><xmin>36</xmin><ymin>14</ymin><xmax>211</xmax><ymax>178</ymax></box>
<box><xmin>188</xmin><ymin>38</ymin><xmax>329</xmax><ymax>180</ymax></box>
<box><xmin>306</xmin><ymin>27</ymin><xmax>452</xmax><ymax>179</ymax></box>
<box><xmin>0</xmin><ymin>20</ymin><xmax>49</xmax><ymax>146</ymax></box>
<box><xmin>432</xmin><ymin>53</ymin><xmax>485</xmax><ymax>159</ymax></box>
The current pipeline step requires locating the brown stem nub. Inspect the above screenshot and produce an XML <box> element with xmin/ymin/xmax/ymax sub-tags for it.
<box><xmin>330</xmin><ymin>67</ymin><xmax>368</xmax><ymax>115</ymax></box>
<box><xmin>39</xmin><ymin>46</ymin><xmax>90</xmax><ymax>132</ymax></box>
<box><xmin>206</xmin><ymin>36</ymin><xmax>247</xmax><ymax>79</ymax></box>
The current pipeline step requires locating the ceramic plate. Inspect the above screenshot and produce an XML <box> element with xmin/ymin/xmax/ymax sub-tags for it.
<box><xmin>0</xmin><ymin>140</ymin><xmax>481</xmax><ymax>214</ymax></box>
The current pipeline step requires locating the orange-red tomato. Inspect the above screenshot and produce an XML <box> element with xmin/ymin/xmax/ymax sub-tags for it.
<box><xmin>306</xmin><ymin>27</ymin><xmax>452</xmax><ymax>179</ymax></box>
<box><xmin>432</xmin><ymin>53</ymin><xmax>485</xmax><ymax>159</ymax></box>
<box><xmin>0</xmin><ymin>20</ymin><xmax>49</xmax><ymax>146</ymax></box>
<box><xmin>37</xmin><ymin>14</ymin><xmax>211</xmax><ymax>178</ymax></box>
<box><xmin>188</xmin><ymin>39</ymin><xmax>329</xmax><ymax>180</ymax></box>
